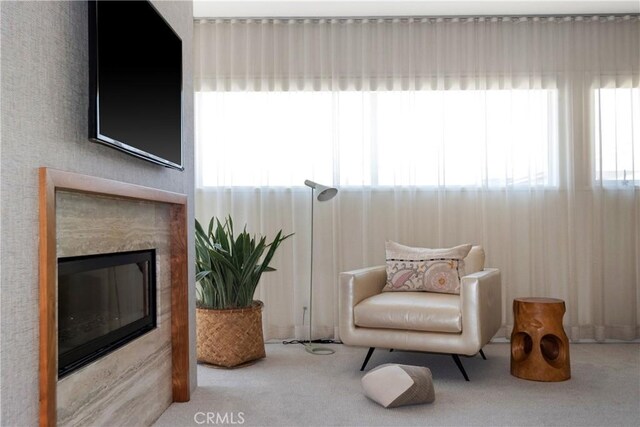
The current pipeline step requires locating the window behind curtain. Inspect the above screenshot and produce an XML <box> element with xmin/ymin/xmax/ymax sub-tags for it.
<box><xmin>595</xmin><ymin>88</ymin><xmax>640</xmax><ymax>186</ymax></box>
<box><xmin>197</xmin><ymin>89</ymin><xmax>557</xmax><ymax>188</ymax></box>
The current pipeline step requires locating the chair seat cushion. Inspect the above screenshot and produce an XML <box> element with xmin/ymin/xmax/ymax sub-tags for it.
<box><xmin>362</xmin><ymin>364</ymin><xmax>435</xmax><ymax>408</ymax></box>
<box><xmin>354</xmin><ymin>292</ymin><xmax>462</xmax><ymax>333</ymax></box>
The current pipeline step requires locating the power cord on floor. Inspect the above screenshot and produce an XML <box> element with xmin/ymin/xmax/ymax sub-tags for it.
<box><xmin>282</xmin><ymin>339</ymin><xmax>343</xmax><ymax>345</ymax></box>
<box><xmin>281</xmin><ymin>307</ymin><xmax>343</xmax><ymax>345</ymax></box>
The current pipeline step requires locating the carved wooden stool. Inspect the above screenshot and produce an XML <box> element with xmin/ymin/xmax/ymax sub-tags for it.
<box><xmin>510</xmin><ymin>297</ymin><xmax>571</xmax><ymax>382</ymax></box>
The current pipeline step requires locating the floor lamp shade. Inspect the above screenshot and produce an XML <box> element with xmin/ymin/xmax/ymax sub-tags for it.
<box><xmin>304</xmin><ymin>179</ymin><xmax>338</xmax><ymax>355</ymax></box>
<box><xmin>304</xmin><ymin>180</ymin><xmax>338</xmax><ymax>202</ymax></box>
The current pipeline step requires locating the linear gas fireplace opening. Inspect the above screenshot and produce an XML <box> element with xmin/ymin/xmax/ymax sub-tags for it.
<box><xmin>57</xmin><ymin>249</ymin><xmax>156</xmax><ymax>378</ymax></box>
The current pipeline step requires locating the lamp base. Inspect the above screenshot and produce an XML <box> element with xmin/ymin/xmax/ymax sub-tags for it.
<box><xmin>304</xmin><ymin>343</ymin><xmax>335</xmax><ymax>355</ymax></box>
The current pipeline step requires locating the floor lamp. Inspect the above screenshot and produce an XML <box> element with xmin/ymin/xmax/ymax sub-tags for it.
<box><xmin>304</xmin><ymin>179</ymin><xmax>338</xmax><ymax>355</ymax></box>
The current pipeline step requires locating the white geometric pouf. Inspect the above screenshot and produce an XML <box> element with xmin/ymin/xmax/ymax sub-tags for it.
<box><xmin>361</xmin><ymin>364</ymin><xmax>435</xmax><ymax>408</ymax></box>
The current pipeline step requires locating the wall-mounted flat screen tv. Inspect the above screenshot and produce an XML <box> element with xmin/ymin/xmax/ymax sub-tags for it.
<box><xmin>89</xmin><ymin>0</ymin><xmax>183</xmax><ymax>170</ymax></box>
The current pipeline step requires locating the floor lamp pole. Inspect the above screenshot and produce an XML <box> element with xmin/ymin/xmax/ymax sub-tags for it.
<box><xmin>305</xmin><ymin>184</ymin><xmax>335</xmax><ymax>355</ymax></box>
<box><xmin>309</xmin><ymin>187</ymin><xmax>314</xmax><ymax>347</ymax></box>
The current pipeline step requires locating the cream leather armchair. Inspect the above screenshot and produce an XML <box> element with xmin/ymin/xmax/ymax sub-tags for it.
<box><xmin>339</xmin><ymin>248</ymin><xmax>501</xmax><ymax>381</ymax></box>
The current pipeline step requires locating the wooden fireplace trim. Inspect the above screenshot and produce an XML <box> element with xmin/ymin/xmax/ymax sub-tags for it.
<box><xmin>39</xmin><ymin>168</ymin><xmax>190</xmax><ymax>427</ymax></box>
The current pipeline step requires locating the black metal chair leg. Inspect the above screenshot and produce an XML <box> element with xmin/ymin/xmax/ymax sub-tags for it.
<box><xmin>479</xmin><ymin>349</ymin><xmax>487</xmax><ymax>360</ymax></box>
<box><xmin>360</xmin><ymin>347</ymin><xmax>375</xmax><ymax>371</ymax></box>
<box><xmin>451</xmin><ymin>354</ymin><xmax>470</xmax><ymax>381</ymax></box>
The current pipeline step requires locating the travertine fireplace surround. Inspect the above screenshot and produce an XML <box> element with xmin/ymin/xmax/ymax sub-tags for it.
<box><xmin>39</xmin><ymin>168</ymin><xmax>189</xmax><ymax>426</ymax></box>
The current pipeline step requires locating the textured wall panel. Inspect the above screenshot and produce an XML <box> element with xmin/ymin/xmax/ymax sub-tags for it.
<box><xmin>0</xmin><ymin>1</ymin><xmax>195</xmax><ymax>424</ymax></box>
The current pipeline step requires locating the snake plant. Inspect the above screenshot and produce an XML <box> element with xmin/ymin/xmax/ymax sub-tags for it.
<box><xmin>195</xmin><ymin>216</ymin><xmax>293</xmax><ymax>309</ymax></box>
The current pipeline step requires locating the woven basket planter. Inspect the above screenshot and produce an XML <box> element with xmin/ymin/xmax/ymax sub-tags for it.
<box><xmin>196</xmin><ymin>300</ymin><xmax>266</xmax><ymax>368</ymax></box>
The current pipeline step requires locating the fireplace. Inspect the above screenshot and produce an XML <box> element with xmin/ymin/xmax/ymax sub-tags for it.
<box><xmin>57</xmin><ymin>249</ymin><xmax>156</xmax><ymax>377</ymax></box>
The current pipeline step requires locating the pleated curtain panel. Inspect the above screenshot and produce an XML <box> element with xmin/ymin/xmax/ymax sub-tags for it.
<box><xmin>194</xmin><ymin>16</ymin><xmax>640</xmax><ymax>342</ymax></box>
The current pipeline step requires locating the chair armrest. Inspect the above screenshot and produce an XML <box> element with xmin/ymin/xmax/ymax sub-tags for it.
<box><xmin>340</xmin><ymin>266</ymin><xmax>387</xmax><ymax>307</ymax></box>
<box><xmin>460</xmin><ymin>268</ymin><xmax>502</xmax><ymax>351</ymax></box>
<box><xmin>338</xmin><ymin>266</ymin><xmax>386</xmax><ymax>344</ymax></box>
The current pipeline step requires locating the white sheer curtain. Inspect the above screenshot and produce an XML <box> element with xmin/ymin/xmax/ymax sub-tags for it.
<box><xmin>194</xmin><ymin>16</ymin><xmax>640</xmax><ymax>342</ymax></box>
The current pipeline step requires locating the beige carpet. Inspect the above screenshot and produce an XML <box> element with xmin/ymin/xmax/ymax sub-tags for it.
<box><xmin>154</xmin><ymin>343</ymin><xmax>639</xmax><ymax>426</ymax></box>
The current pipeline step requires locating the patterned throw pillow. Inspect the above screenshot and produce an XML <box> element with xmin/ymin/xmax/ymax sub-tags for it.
<box><xmin>383</xmin><ymin>241</ymin><xmax>472</xmax><ymax>294</ymax></box>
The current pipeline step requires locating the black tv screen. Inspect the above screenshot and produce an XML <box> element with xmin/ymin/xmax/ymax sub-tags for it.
<box><xmin>89</xmin><ymin>0</ymin><xmax>183</xmax><ymax>170</ymax></box>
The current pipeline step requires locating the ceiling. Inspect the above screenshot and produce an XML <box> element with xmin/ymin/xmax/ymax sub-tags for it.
<box><xmin>193</xmin><ymin>1</ymin><xmax>640</xmax><ymax>19</ymax></box>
